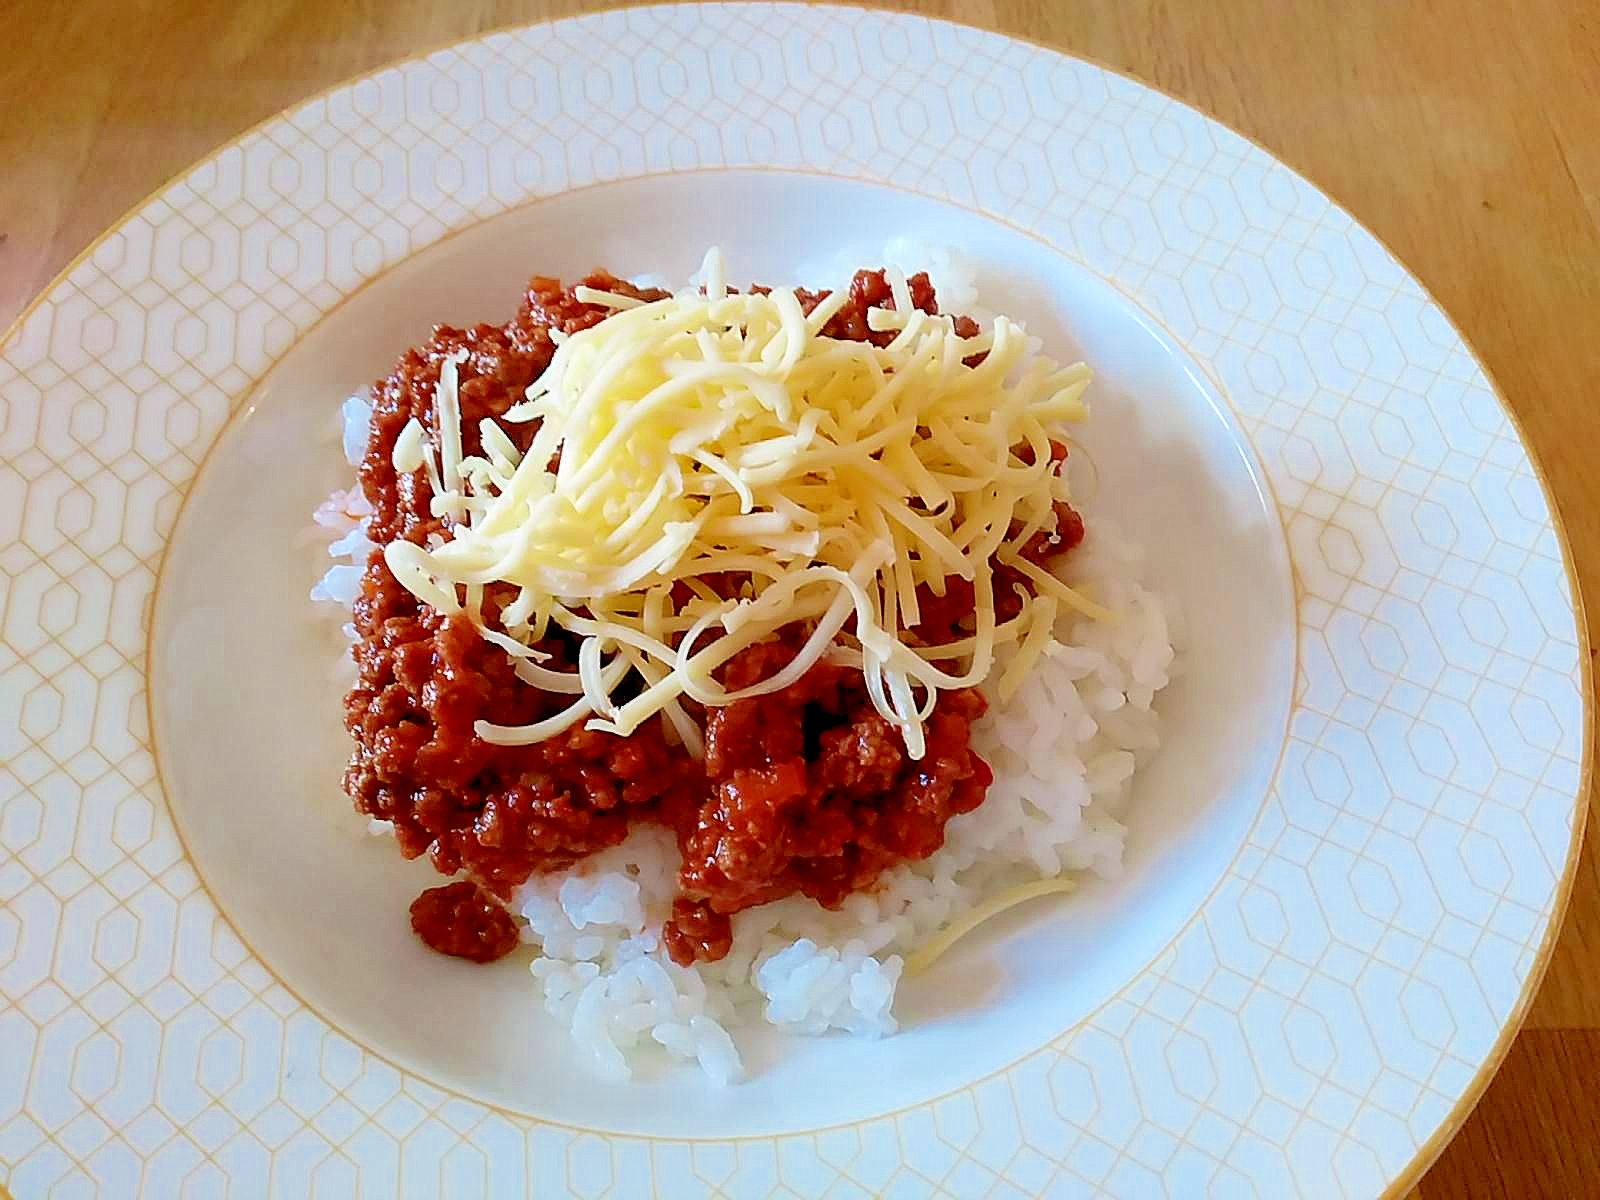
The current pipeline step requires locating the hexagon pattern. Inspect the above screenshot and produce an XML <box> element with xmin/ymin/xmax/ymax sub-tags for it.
<box><xmin>0</xmin><ymin>4</ymin><xmax>1585</xmax><ymax>1197</ymax></box>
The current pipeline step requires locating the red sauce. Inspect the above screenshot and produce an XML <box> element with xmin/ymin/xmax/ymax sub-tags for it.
<box><xmin>663</xmin><ymin>632</ymin><xmax>992</xmax><ymax>965</ymax></box>
<box><xmin>344</xmin><ymin>268</ymin><xmax>1080</xmax><ymax>965</ymax></box>
<box><xmin>410</xmin><ymin>881</ymin><xmax>521</xmax><ymax>962</ymax></box>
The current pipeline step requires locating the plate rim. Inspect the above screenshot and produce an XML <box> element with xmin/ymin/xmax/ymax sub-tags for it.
<box><xmin>1</xmin><ymin>4</ymin><xmax>1590</xmax><ymax>1195</ymax></box>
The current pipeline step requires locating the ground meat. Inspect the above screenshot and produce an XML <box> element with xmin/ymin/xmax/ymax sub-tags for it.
<box><xmin>410</xmin><ymin>881</ymin><xmax>521</xmax><ymax>962</ymax></box>
<box><xmin>662</xmin><ymin>897</ymin><xmax>735</xmax><ymax>967</ymax></box>
<box><xmin>345</xmin><ymin>267</ymin><xmax>1074</xmax><ymax>965</ymax></box>
<box><xmin>359</xmin><ymin>272</ymin><xmax>666</xmax><ymax>548</ymax></box>
<box><xmin>343</xmin><ymin>584</ymin><xmax>698</xmax><ymax>881</ymax></box>
<box><xmin>662</xmin><ymin>631</ymin><xmax>992</xmax><ymax>964</ymax></box>
<box><xmin>796</xmin><ymin>269</ymin><xmax>981</xmax><ymax>345</ymax></box>
<box><xmin>346</xmin><ymin>273</ymin><xmax>696</xmax><ymax>961</ymax></box>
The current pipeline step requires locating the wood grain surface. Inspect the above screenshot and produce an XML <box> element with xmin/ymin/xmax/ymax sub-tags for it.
<box><xmin>3</xmin><ymin>1</ymin><xmax>1596</xmax><ymax>1195</ymax></box>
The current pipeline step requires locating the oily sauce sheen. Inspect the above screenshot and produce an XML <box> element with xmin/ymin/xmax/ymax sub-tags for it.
<box><xmin>342</xmin><ymin>270</ymin><xmax>1083</xmax><ymax>965</ymax></box>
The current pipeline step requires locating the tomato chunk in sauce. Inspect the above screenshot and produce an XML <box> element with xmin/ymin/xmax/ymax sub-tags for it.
<box><xmin>342</xmin><ymin>268</ymin><xmax>1082</xmax><ymax>964</ymax></box>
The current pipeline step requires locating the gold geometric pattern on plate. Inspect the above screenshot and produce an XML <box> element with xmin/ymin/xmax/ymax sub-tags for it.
<box><xmin>0</xmin><ymin>4</ymin><xmax>1584</xmax><ymax>1196</ymax></box>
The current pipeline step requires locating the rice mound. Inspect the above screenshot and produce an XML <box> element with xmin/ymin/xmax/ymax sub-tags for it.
<box><xmin>311</xmin><ymin>250</ymin><xmax>1177</xmax><ymax>1083</ymax></box>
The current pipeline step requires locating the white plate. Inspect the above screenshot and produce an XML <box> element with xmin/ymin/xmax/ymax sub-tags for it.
<box><xmin>0</xmin><ymin>5</ymin><xmax>1587</xmax><ymax>1197</ymax></box>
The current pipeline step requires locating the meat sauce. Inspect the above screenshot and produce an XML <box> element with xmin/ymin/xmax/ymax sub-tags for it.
<box><xmin>343</xmin><ymin>269</ymin><xmax>1082</xmax><ymax>964</ymax></box>
<box><xmin>664</xmin><ymin>634</ymin><xmax>993</xmax><ymax>966</ymax></box>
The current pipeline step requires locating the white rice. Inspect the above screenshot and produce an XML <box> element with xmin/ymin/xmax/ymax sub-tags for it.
<box><xmin>311</xmin><ymin>252</ymin><xmax>1177</xmax><ymax>1083</ymax></box>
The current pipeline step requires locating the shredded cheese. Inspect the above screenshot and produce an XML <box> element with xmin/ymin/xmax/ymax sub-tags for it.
<box><xmin>383</xmin><ymin>248</ymin><xmax>1100</xmax><ymax>755</ymax></box>
<box><xmin>902</xmin><ymin>875</ymin><xmax>1079</xmax><ymax>977</ymax></box>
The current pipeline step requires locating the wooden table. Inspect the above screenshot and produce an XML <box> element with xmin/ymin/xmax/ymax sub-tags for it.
<box><xmin>3</xmin><ymin>1</ymin><xmax>1596</xmax><ymax>1194</ymax></box>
